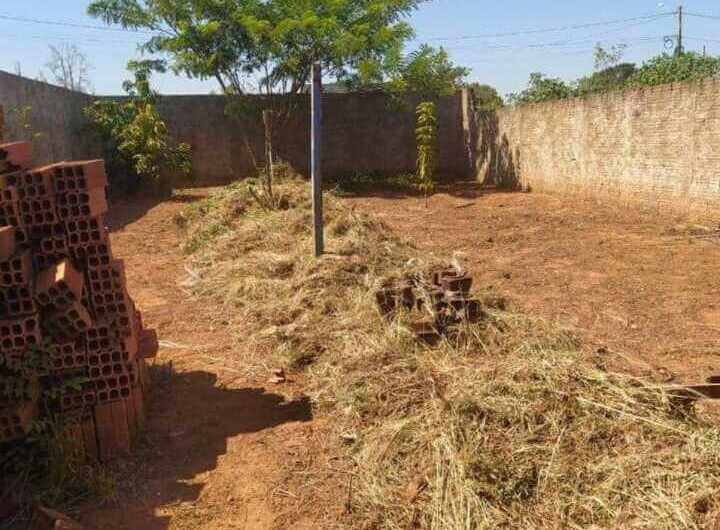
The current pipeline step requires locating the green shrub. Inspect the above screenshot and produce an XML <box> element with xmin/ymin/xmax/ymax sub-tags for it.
<box><xmin>85</xmin><ymin>60</ymin><xmax>192</xmax><ymax>193</ymax></box>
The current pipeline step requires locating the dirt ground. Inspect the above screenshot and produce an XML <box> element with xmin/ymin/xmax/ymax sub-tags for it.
<box><xmin>348</xmin><ymin>183</ymin><xmax>720</xmax><ymax>383</ymax></box>
<box><xmin>80</xmin><ymin>191</ymin><xmax>334</xmax><ymax>530</ymax></box>
<box><xmin>77</xmin><ymin>181</ymin><xmax>720</xmax><ymax>529</ymax></box>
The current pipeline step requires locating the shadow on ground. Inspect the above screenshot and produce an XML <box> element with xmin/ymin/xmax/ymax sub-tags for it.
<box><xmin>80</xmin><ymin>370</ymin><xmax>312</xmax><ymax>530</ymax></box>
<box><xmin>336</xmin><ymin>180</ymin><xmax>520</xmax><ymax>201</ymax></box>
<box><xmin>108</xmin><ymin>192</ymin><xmax>206</xmax><ymax>231</ymax></box>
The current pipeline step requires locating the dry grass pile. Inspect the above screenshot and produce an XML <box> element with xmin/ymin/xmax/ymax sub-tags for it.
<box><xmin>178</xmin><ymin>177</ymin><xmax>720</xmax><ymax>530</ymax></box>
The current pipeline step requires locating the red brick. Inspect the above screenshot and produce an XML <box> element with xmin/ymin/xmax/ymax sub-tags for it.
<box><xmin>0</xmin><ymin>226</ymin><xmax>15</xmax><ymax>261</ymax></box>
<box><xmin>138</xmin><ymin>328</ymin><xmax>159</xmax><ymax>359</ymax></box>
<box><xmin>0</xmin><ymin>284</ymin><xmax>36</xmax><ymax>317</ymax></box>
<box><xmin>18</xmin><ymin>165</ymin><xmax>55</xmax><ymax>199</ymax></box>
<box><xmin>82</xmin><ymin>415</ymin><xmax>99</xmax><ymax>462</ymax></box>
<box><xmin>65</xmin><ymin>216</ymin><xmax>109</xmax><ymax>249</ymax></box>
<box><xmin>440</xmin><ymin>274</ymin><xmax>473</xmax><ymax>294</ymax></box>
<box><xmin>72</xmin><ymin>241</ymin><xmax>112</xmax><ymax>269</ymax></box>
<box><xmin>57</xmin><ymin>188</ymin><xmax>107</xmax><ymax>220</ymax></box>
<box><xmin>131</xmin><ymin>385</ymin><xmax>145</xmax><ymax>427</ymax></box>
<box><xmin>48</xmin><ymin>339</ymin><xmax>87</xmax><ymax>372</ymax></box>
<box><xmin>0</xmin><ymin>248</ymin><xmax>31</xmax><ymax>287</ymax></box>
<box><xmin>0</xmin><ymin>142</ymin><xmax>32</xmax><ymax>173</ymax></box>
<box><xmin>19</xmin><ymin>196</ymin><xmax>58</xmax><ymax>226</ymax></box>
<box><xmin>54</xmin><ymin>160</ymin><xmax>107</xmax><ymax>193</ymax></box>
<box><xmin>0</xmin><ymin>314</ymin><xmax>41</xmax><ymax>352</ymax></box>
<box><xmin>0</xmin><ymin>400</ymin><xmax>37</xmax><ymax>442</ymax></box>
<box><xmin>29</xmin><ymin>506</ymin><xmax>85</xmax><ymax>530</ymax></box>
<box><xmin>35</xmin><ymin>259</ymin><xmax>84</xmax><ymax>308</ymax></box>
<box><xmin>0</xmin><ymin>185</ymin><xmax>19</xmax><ymax>203</ymax></box>
<box><xmin>0</xmin><ymin>200</ymin><xmax>21</xmax><ymax>226</ymax></box>
<box><xmin>44</xmin><ymin>301</ymin><xmax>93</xmax><ymax>340</ymax></box>
<box><xmin>58</xmin><ymin>387</ymin><xmax>96</xmax><ymax>412</ymax></box>
<box><xmin>54</xmin><ymin>160</ymin><xmax>107</xmax><ymax>194</ymax></box>
<box><xmin>0</xmin><ymin>171</ymin><xmax>21</xmax><ymax>188</ymax></box>
<box><xmin>94</xmin><ymin>400</ymin><xmax>130</xmax><ymax>462</ymax></box>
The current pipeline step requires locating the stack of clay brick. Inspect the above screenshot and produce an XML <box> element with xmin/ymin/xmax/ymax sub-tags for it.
<box><xmin>376</xmin><ymin>266</ymin><xmax>486</xmax><ymax>342</ymax></box>
<box><xmin>0</xmin><ymin>139</ymin><xmax>158</xmax><ymax>463</ymax></box>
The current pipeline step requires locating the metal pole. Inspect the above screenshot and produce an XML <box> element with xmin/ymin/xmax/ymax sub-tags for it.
<box><xmin>677</xmin><ymin>5</ymin><xmax>683</xmax><ymax>55</ymax></box>
<box><xmin>311</xmin><ymin>62</ymin><xmax>324</xmax><ymax>258</ymax></box>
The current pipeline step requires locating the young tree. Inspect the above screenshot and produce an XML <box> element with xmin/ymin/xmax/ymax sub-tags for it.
<box><xmin>43</xmin><ymin>44</ymin><xmax>93</xmax><ymax>93</ymax></box>
<box><xmin>85</xmin><ymin>60</ymin><xmax>192</xmax><ymax>193</ymax></box>
<box><xmin>415</xmin><ymin>101</ymin><xmax>437</xmax><ymax>207</ymax></box>
<box><xmin>366</xmin><ymin>45</ymin><xmax>466</xmax><ymax>204</ymax></box>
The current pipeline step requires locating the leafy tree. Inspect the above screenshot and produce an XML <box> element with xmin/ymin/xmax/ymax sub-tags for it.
<box><xmin>466</xmin><ymin>82</ymin><xmax>503</xmax><ymax>113</ymax></box>
<box><xmin>42</xmin><ymin>44</ymin><xmax>93</xmax><ymax>93</ymax></box>
<box><xmin>574</xmin><ymin>43</ymin><xmax>636</xmax><ymax>96</ymax></box>
<box><xmin>87</xmin><ymin>0</ymin><xmax>426</xmax><ymax>97</ymax></box>
<box><xmin>508</xmin><ymin>72</ymin><xmax>572</xmax><ymax>105</ymax></box>
<box><xmin>85</xmin><ymin>60</ymin><xmax>192</xmax><ymax>193</ymax></box>
<box><xmin>575</xmin><ymin>63</ymin><xmax>637</xmax><ymax>96</ymax></box>
<box><xmin>374</xmin><ymin>44</ymin><xmax>469</xmax><ymax>99</ymax></box>
<box><xmin>629</xmin><ymin>51</ymin><xmax>720</xmax><ymax>87</ymax></box>
<box><xmin>593</xmin><ymin>43</ymin><xmax>627</xmax><ymax>71</ymax></box>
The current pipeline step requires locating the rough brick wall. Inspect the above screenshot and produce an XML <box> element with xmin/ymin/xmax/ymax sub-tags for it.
<box><xmin>476</xmin><ymin>78</ymin><xmax>720</xmax><ymax>217</ymax></box>
<box><xmin>0</xmin><ymin>71</ymin><xmax>100</xmax><ymax>166</ymax></box>
<box><xmin>1</xmin><ymin>71</ymin><xmax>468</xmax><ymax>185</ymax></box>
<box><xmin>153</xmin><ymin>92</ymin><xmax>467</xmax><ymax>184</ymax></box>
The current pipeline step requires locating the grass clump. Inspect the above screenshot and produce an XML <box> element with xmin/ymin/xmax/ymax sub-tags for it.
<box><xmin>180</xmin><ymin>178</ymin><xmax>720</xmax><ymax>529</ymax></box>
<box><xmin>1</xmin><ymin>417</ymin><xmax>115</xmax><ymax>527</ymax></box>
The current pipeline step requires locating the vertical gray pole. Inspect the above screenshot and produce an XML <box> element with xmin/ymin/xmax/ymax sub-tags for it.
<box><xmin>311</xmin><ymin>62</ymin><xmax>324</xmax><ymax>258</ymax></box>
<box><xmin>677</xmin><ymin>5</ymin><xmax>683</xmax><ymax>55</ymax></box>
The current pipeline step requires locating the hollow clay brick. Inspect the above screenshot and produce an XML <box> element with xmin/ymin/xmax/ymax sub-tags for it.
<box><xmin>0</xmin><ymin>226</ymin><xmax>15</xmax><ymax>261</ymax></box>
<box><xmin>35</xmin><ymin>259</ymin><xmax>84</xmax><ymax>308</ymax></box>
<box><xmin>0</xmin><ymin>142</ymin><xmax>32</xmax><ymax>173</ymax></box>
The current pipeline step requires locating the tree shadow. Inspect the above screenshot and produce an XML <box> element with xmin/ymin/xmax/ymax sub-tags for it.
<box><xmin>476</xmin><ymin>112</ymin><xmax>522</xmax><ymax>191</ymax></box>
<box><xmin>78</xmin><ymin>370</ymin><xmax>313</xmax><ymax>530</ymax></box>
<box><xmin>107</xmin><ymin>191</ymin><xmax>207</xmax><ymax>231</ymax></box>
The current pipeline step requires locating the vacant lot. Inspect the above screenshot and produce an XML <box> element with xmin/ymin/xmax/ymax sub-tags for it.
<box><xmin>348</xmin><ymin>183</ymin><xmax>720</xmax><ymax>383</ymax></box>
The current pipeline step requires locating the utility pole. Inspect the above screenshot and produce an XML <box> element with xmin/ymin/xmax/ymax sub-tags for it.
<box><xmin>311</xmin><ymin>62</ymin><xmax>324</xmax><ymax>258</ymax></box>
<box><xmin>676</xmin><ymin>5</ymin><xmax>684</xmax><ymax>56</ymax></box>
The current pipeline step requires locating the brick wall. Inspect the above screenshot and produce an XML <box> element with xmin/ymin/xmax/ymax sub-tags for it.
<box><xmin>0</xmin><ymin>71</ymin><xmax>469</xmax><ymax>184</ymax></box>
<box><xmin>0</xmin><ymin>71</ymin><xmax>99</xmax><ymax>166</ymax></box>
<box><xmin>153</xmin><ymin>91</ymin><xmax>468</xmax><ymax>184</ymax></box>
<box><xmin>476</xmin><ymin>78</ymin><xmax>720</xmax><ymax>217</ymax></box>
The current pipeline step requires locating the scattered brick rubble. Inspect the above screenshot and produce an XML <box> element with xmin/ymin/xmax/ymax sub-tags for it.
<box><xmin>376</xmin><ymin>266</ymin><xmax>489</xmax><ymax>342</ymax></box>
<box><xmin>0</xmin><ymin>139</ymin><xmax>158</xmax><ymax>464</ymax></box>
<box><xmin>29</xmin><ymin>506</ymin><xmax>86</xmax><ymax>530</ymax></box>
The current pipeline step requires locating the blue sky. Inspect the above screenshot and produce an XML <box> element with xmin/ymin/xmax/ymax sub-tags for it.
<box><xmin>1</xmin><ymin>0</ymin><xmax>719</xmax><ymax>97</ymax></box>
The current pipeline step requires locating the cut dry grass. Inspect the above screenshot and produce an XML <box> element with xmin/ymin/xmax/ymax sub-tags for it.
<box><xmin>179</xmin><ymin>177</ymin><xmax>720</xmax><ymax>529</ymax></box>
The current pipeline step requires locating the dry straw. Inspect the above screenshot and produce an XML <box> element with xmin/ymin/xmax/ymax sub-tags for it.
<box><xmin>179</xmin><ymin>177</ymin><xmax>720</xmax><ymax>529</ymax></box>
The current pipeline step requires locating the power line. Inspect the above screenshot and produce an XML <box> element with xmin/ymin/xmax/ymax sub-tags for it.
<box><xmin>445</xmin><ymin>34</ymin><xmax>667</xmax><ymax>53</ymax></box>
<box><xmin>685</xmin><ymin>12</ymin><xmax>720</xmax><ymax>21</ymax></box>
<box><xmin>418</xmin><ymin>12</ymin><xmax>674</xmax><ymax>42</ymax></box>
<box><xmin>462</xmin><ymin>40</ymin><xmax>665</xmax><ymax>65</ymax></box>
<box><xmin>685</xmin><ymin>35</ymin><xmax>720</xmax><ymax>44</ymax></box>
<box><xmin>0</xmin><ymin>13</ymin><xmax>156</xmax><ymax>34</ymax></box>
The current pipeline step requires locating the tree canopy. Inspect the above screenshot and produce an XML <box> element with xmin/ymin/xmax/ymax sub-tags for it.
<box><xmin>628</xmin><ymin>52</ymin><xmax>720</xmax><ymax>87</ymax></box>
<box><xmin>508</xmin><ymin>72</ymin><xmax>572</xmax><ymax>105</ymax></box>
<box><xmin>466</xmin><ymin>83</ymin><xmax>504</xmax><ymax>113</ymax></box>
<box><xmin>509</xmin><ymin>48</ymin><xmax>720</xmax><ymax>106</ymax></box>
<box><xmin>87</xmin><ymin>0</ymin><xmax>427</xmax><ymax>95</ymax></box>
<box><xmin>386</xmin><ymin>45</ymin><xmax>468</xmax><ymax>99</ymax></box>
